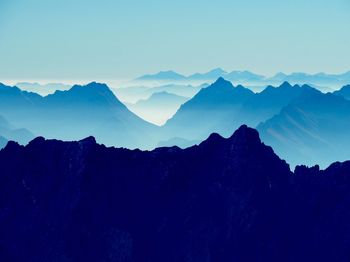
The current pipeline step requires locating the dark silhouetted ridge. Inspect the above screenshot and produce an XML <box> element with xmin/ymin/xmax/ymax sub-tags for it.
<box><xmin>2</xmin><ymin>125</ymin><xmax>350</xmax><ymax>261</ymax></box>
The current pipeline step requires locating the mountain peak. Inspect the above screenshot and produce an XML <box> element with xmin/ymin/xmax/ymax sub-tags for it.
<box><xmin>279</xmin><ymin>81</ymin><xmax>293</xmax><ymax>88</ymax></box>
<box><xmin>136</xmin><ymin>71</ymin><xmax>186</xmax><ymax>81</ymax></box>
<box><xmin>229</xmin><ymin>124</ymin><xmax>260</xmax><ymax>143</ymax></box>
<box><xmin>213</xmin><ymin>77</ymin><xmax>231</xmax><ymax>86</ymax></box>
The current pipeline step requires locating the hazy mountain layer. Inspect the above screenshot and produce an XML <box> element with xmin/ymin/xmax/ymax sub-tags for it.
<box><xmin>0</xmin><ymin>82</ymin><xmax>158</xmax><ymax>149</ymax></box>
<box><xmin>258</xmin><ymin>88</ymin><xmax>350</xmax><ymax>167</ymax></box>
<box><xmin>0</xmin><ymin>115</ymin><xmax>34</xmax><ymax>147</ymax></box>
<box><xmin>127</xmin><ymin>92</ymin><xmax>189</xmax><ymax>125</ymax></box>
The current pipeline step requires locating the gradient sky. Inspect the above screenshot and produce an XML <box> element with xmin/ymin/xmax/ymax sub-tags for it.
<box><xmin>0</xmin><ymin>0</ymin><xmax>349</xmax><ymax>80</ymax></box>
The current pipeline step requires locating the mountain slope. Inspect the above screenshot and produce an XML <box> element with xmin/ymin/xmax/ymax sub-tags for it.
<box><xmin>0</xmin><ymin>115</ymin><xmax>34</xmax><ymax>146</ymax></box>
<box><xmin>163</xmin><ymin>77</ymin><xmax>255</xmax><ymax>139</ymax></box>
<box><xmin>258</xmin><ymin>89</ymin><xmax>350</xmax><ymax>167</ymax></box>
<box><xmin>1</xmin><ymin>126</ymin><xmax>350</xmax><ymax>261</ymax></box>
<box><xmin>333</xmin><ymin>84</ymin><xmax>350</xmax><ymax>100</ymax></box>
<box><xmin>164</xmin><ymin>79</ymin><xmax>316</xmax><ymax>141</ymax></box>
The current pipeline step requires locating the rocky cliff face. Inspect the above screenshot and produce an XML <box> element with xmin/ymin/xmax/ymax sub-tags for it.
<box><xmin>0</xmin><ymin>125</ymin><xmax>350</xmax><ymax>261</ymax></box>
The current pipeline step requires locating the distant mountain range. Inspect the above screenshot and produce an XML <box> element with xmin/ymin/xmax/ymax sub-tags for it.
<box><xmin>127</xmin><ymin>92</ymin><xmax>189</xmax><ymax>125</ymax></box>
<box><xmin>2</xmin><ymin>125</ymin><xmax>350</xmax><ymax>261</ymax></box>
<box><xmin>135</xmin><ymin>69</ymin><xmax>350</xmax><ymax>88</ymax></box>
<box><xmin>163</xmin><ymin>78</ymin><xmax>350</xmax><ymax>167</ymax></box>
<box><xmin>0</xmin><ymin>82</ymin><xmax>158</xmax><ymax>149</ymax></box>
<box><xmin>1</xmin><ymin>78</ymin><xmax>350</xmax><ymax>166</ymax></box>
<box><xmin>0</xmin><ymin>115</ymin><xmax>34</xmax><ymax>148</ymax></box>
<box><xmin>15</xmin><ymin>82</ymin><xmax>71</xmax><ymax>95</ymax></box>
<box><xmin>258</xmin><ymin>88</ymin><xmax>350</xmax><ymax>167</ymax></box>
<box><xmin>115</xmin><ymin>83</ymin><xmax>206</xmax><ymax>103</ymax></box>
<box><xmin>136</xmin><ymin>68</ymin><xmax>265</xmax><ymax>82</ymax></box>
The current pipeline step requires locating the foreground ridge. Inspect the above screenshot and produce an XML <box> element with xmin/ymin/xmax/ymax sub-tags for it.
<box><xmin>1</xmin><ymin>125</ymin><xmax>350</xmax><ymax>261</ymax></box>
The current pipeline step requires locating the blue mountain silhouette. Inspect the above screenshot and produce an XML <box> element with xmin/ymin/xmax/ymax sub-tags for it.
<box><xmin>0</xmin><ymin>82</ymin><xmax>157</xmax><ymax>148</ymax></box>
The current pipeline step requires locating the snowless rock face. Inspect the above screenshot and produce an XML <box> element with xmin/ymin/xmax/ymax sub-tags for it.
<box><xmin>1</xmin><ymin>125</ymin><xmax>350</xmax><ymax>262</ymax></box>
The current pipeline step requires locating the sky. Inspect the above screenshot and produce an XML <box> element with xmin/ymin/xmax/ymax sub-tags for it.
<box><xmin>0</xmin><ymin>0</ymin><xmax>349</xmax><ymax>81</ymax></box>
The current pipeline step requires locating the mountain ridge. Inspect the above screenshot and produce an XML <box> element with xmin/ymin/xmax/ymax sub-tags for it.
<box><xmin>1</xmin><ymin>125</ymin><xmax>350</xmax><ymax>261</ymax></box>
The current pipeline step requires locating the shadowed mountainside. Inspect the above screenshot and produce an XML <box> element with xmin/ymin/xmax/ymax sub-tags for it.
<box><xmin>1</xmin><ymin>125</ymin><xmax>350</xmax><ymax>261</ymax></box>
<box><xmin>0</xmin><ymin>115</ymin><xmax>34</xmax><ymax>147</ymax></box>
<box><xmin>258</xmin><ymin>88</ymin><xmax>350</xmax><ymax>167</ymax></box>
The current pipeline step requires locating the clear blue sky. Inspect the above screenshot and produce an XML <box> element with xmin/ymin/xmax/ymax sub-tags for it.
<box><xmin>0</xmin><ymin>0</ymin><xmax>349</xmax><ymax>80</ymax></box>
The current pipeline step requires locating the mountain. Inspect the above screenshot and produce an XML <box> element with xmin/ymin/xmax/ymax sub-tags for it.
<box><xmin>258</xmin><ymin>89</ymin><xmax>350</xmax><ymax>167</ymax></box>
<box><xmin>15</xmin><ymin>82</ymin><xmax>71</xmax><ymax>95</ymax></box>
<box><xmin>1</xmin><ymin>125</ymin><xmax>350</xmax><ymax>261</ymax></box>
<box><xmin>136</xmin><ymin>70</ymin><xmax>186</xmax><ymax>81</ymax></box>
<box><xmin>127</xmin><ymin>92</ymin><xmax>189</xmax><ymax>125</ymax></box>
<box><xmin>188</xmin><ymin>68</ymin><xmax>227</xmax><ymax>80</ymax></box>
<box><xmin>115</xmin><ymin>83</ymin><xmax>203</xmax><ymax>103</ymax></box>
<box><xmin>0</xmin><ymin>82</ymin><xmax>158</xmax><ymax>149</ymax></box>
<box><xmin>224</xmin><ymin>70</ymin><xmax>265</xmax><ymax>82</ymax></box>
<box><xmin>0</xmin><ymin>115</ymin><xmax>34</xmax><ymax>147</ymax></box>
<box><xmin>136</xmin><ymin>69</ymin><xmax>265</xmax><ymax>83</ymax></box>
<box><xmin>268</xmin><ymin>71</ymin><xmax>350</xmax><ymax>88</ymax></box>
<box><xmin>163</xmin><ymin>77</ymin><xmax>255</xmax><ymax>140</ymax></box>
<box><xmin>333</xmin><ymin>84</ymin><xmax>350</xmax><ymax>100</ymax></box>
<box><xmin>164</xmin><ymin>79</ymin><xmax>316</xmax><ymax>141</ymax></box>
<box><xmin>237</xmin><ymin>82</ymin><xmax>315</xmax><ymax>127</ymax></box>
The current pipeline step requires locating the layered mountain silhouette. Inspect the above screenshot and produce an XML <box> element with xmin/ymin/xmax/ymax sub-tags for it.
<box><xmin>136</xmin><ymin>69</ymin><xmax>265</xmax><ymax>83</ymax></box>
<box><xmin>115</xmin><ymin>83</ymin><xmax>205</xmax><ymax>103</ymax></box>
<box><xmin>136</xmin><ymin>70</ymin><xmax>186</xmax><ymax>81</ymax></box>
<box><xmin>135</xmin><ymin>69</ymin><xmax>350</xmax><ymax>88</ymax></box>
<box><xmin>0</xmin><ymin>115</ymin><xmax>34</xmax><ymax>148</ymax></box>
<box><xmin>163</xmin><ymin>77</ymin><xmax>255</xmax><ymax>139</ymax></box>
<box><xmin>1</xmin><ymin>125</ymin><xmax>350</xmax><ymax>261</ymax></box>
<box><xmin>163</xmin><ymin>79</ymin><xmax>314</xmax><ymax>141</ymax></box>
<box><xmin>0</xmin><ymin>82</ymin><xmax>157</xmax><ymax>148</ymax></box>
<box><xmin>268</xmin><ymin>71</ymin><xmax>350</xmax><ymax>86</ymax></box>
<box><xmin>258</xmin><ymin>88</ymin><xmax>350</xmax><ymax>167</ymax></box>
<box><xmin>163</xmin><ymin>78</ymin><xmax>350</xmax><ymax>167</ymax></box>
<box><xmin>127</xmin><ymin>92</ymin><xmax>189</xmax><ymax>125</ymax></box>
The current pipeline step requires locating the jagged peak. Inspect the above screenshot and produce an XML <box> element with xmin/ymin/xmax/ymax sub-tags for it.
<box><xmin>229</xmin><ymin>124</ymin><xmax>260</xmax><ymax>142</ymax></box>
<box><xmin>279</xmin><ymin>81</ymin><xmax>293</xmax><ymax>88</ymax></box>
<box><xmin>212</xmin><ymin>77</ymin><xmax>232</xmax><ymax>87</ymax></box>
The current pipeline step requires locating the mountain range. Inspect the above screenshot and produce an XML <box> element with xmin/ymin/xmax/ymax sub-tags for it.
<box><xmin>1</xmin><ymin>78</ymin><xmax>350</xmax><ymax>167</ymax></box>
<box><xmin>136</xmin><ymin>68</ymin><xmax>266</xmax><ymax>82</ymax></box>
<box><xmin>163</xmin><ymin>78</ymin><xmax>350</xmax><ymax>167</ymax></box>
<box><xmin>1</xmin><ymin>125</ymin><xmax>350</xmax><ymax>261</ymax></box>
<box><xmin>115</xmin><ymin>83</ymin><xmax>206</xmax><ymax>103</ymax></box>
<box><xmin>0</xmin><ymin>82</ymin><xmax>158</xmax><ymax>149</ymax></box>
<box><xmin>0</xmin><ymin>115</ymin><xmax>34</xmax><ymax>148</ymax></box>
<box><xmin>15</xmin><ymin>82</ymin><xmax>71</xmax><ymax>96</ymax></box>
<box><xmin>136</xmin><ymin>69</ymin><xmax>350</xmax><ymax>88</ymax></box>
